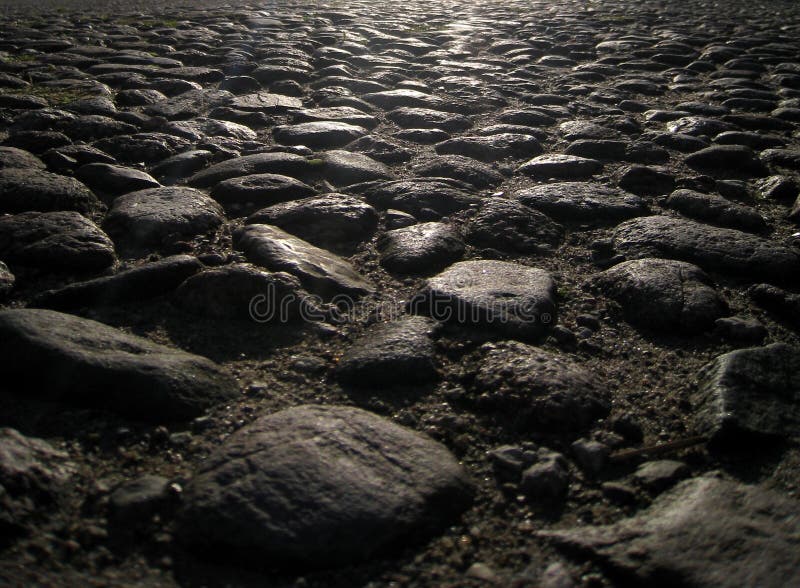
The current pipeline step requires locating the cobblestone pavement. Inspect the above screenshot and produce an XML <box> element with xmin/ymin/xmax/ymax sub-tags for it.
<box><xmin>1</xmin><ymin>1</ymin><xmax>800</xmax><ymax>586</ymax></box>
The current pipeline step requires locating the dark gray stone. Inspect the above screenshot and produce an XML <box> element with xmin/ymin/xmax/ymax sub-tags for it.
<box><xmin>0</xmin><ymin>427</ymin><xmax>74</xmax><ymax>502</ymax></box>
<box><xmin>0</xmin><ymin>168</ymin><xmax>99</xmax><ymax>214</ymax></box>
<box><xmin>291</xmin><ymin>107</ymin><xmax>378</xmax><ymax>129</ymax></box>
<box><xmin>518</xmin><ymin>154</ymin><xmax>602</xmax><ymax>179</ymax></box>
<box><xmin>387</xmin><ymin>107</ymin><xmax>472</xmax><ymax>132</ymax></box>
<box><xmin>618</xmin><ymin>165</ymin><xmax>676</xmax><ymax>196</ymax></box>
<box><xmin>103</xmin><ymin>187</ymin><xmax>225</xmax><ymax>252</ymax></box>
<box><xmin>234</xmin><ymin>224</ymin><xmax>375</xmax><ymax>299</ymax></box>
<box><xmin>0</xmin><ymin>309</ymin><xmax>237</xmax><ymax>421</ymax></box>
<box><xmin>335</xmin><ymin>316</ymin><xmax>439</xmax><ymax>386</ymax></box>
<box><xmin>0</xmin><ymin>146</ymin><xmax>45</xmax><ymax>170</ymax></box>
<box><xmin>540</xmin><ymin>476</ymin><xmax>800</xmax><ymax>588</ymax></box>
<box><xmin>109</xmin><ymin>475</ymin><xmax>173</xmax><ymax>524</ymax></box>
<box><xmin>474</xmin><ymin>341</ymin><xmax>609</xmax><ymax>431</ymax></box>
<box><xmin>75</xmin><ymin>163</ymin><xmax>160</xmax><ymax>201</ymax></box>
<box><xmin>665</xmin><ymin>189</ymin><xmax>766</xmax><ymax>232</ymax></box>
<box><xmin>435</xmin><ymin>134</ymin><xmax>543</xmax><ymax>162</ymax></box>
<box><xmin>210</xmin><ymin>173</ymin><xmax>316</xmax><ymax>212</ymax></box>
<box><xmin>274</xmin><ymin>121</ymin><xmax>368</xmax><ymax>148</ymax></box>
<box><xmin>0</xmin><ymin>211</ymin><xmax>115</xmax><ymax>273</ymax></box>
<box><xmin>227</xmin><ymin>92</ymin><xmax>303</xmax><ymax>112</ymax></box>
<box><xmin>93</xmin><ymin>133</ymin><xmax>193</xmax><ymax>165</ymax></box>
<box><xmin>178</xmin><ymin>405</ymin><xmax>474</xmax><ymax>566</ymax></box>
<box><xmin>516</xmin><ymin>182</ymin><xmax>648</xmax><ymax>225</ymax></box>
<box><xmin>467</xmin><ymin>198</ymin><xmax>564</xmax><ymax>253</ymax></box>
<box><xmin>694</xmin><ymin>343</ymin><xmax>800</xmax><ymax>442</ymax></box>
<box><xmin>187</xmin><ymin>152</ymin><xmax>312</xmax><ymax>188</ymax></box>
<box><xmin>633</xmin><ymin>460</ymin><xmax>689</xmax><ymax>493</ymax></box>
<box><xmin>362</xmin><ymin>89</ymin><xmax>446</xmax><ymax>110</ymax></box>
<box><xmin>412</xmin><ymin>155</ymin><xmax>504</xmax><ymax>188</ymax></box>
<box><xmin>246</xmin><ymin>193</ymin><xmax>378</xmax><ymax>252</ymax></box>
<box><xmin>412</xmin><ymin>260</ymin><xmax>557</xmax><ymax>341</ymax></box>
<box><xmin>520</xmin><ymin>450</ymin><xmax>570</xmax><ymax>503</ymax></box>
<box><xmin>363</xmin><ymin>179</ymin><xmax>480</xmax><ymax>220</ymax></box>
<box><xmin>590</xmin><ymin>258</ymin><xmax>728</xmax><ymax>333</ymax></box>
<box><xmin>174</xmin><ymin>264</ymin><xmax>311</xmax><ymax>321</ymax></box>
<box><xmin>150</xmin><ymin>150</ymin><xmax>214</xmax><ymax>185</ymax></box>
<box><xmin>31</xmin><ymin>255</ymin><xmax>203</xmax><ymax>311</ymax></box>
<box><xmin>0</xmin><ymin>261</ymin><xmax>14</xmax><ymax>299</ymax></box>
<box><xmin>612</xmin><ymin>216</ymin><xmax>800</xmax><ymax>283</ymax></box>
<box><xmin>320</xmin><ymin>150</ymin><xmax>394</xmax><ymax>187</ymax></box>
<box><xmin>685</xmin><ymin>145</ymin><xmax>767</xmax><ymax>178</ymax></box>
<box><xmin>378</xmin><ymin>222</ymin><xmax>465</xmax><ymax>274</ymax></box>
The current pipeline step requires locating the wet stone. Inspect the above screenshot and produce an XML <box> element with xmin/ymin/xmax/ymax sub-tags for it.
<box><xmin>0</xmin><ymin>167</ymin><xmax>100</xmax><ymax>214</ymax></box>
<box><xmin>694</xmin><ymin>343</ymin><xmax>800</xmax><ymax>443</ymax></box>
<box><xmin>103</xmin><ymin>187</ymin><xmax>225</xmax><ymax>253</ymax></box>
<box><xmin>540</xmin><ymin>476</ymin><xmax>800</xmax><ymax>588</ymax></box>
<box><xmin>234</xmin><ymin>224</ymin><xmax>375</xmax><ymax>299</ymax></box>
<box><xmin>320</xmin><ymin>150</ymin><xmax>394</xmax><ymax>187</ymax></box>
<box><xmin>0</xmin><ymin>211</ymin><xmax>115</xmax><ymax>273</ymax></box>
<box><xmin>518</xmin><ymin>154</ymin><xmax>603</xmax><ymax>180</ymax></box>
<box><xmin>387</xmin><ymin>107</ymin><xmax>472</xmax><ymax>132</ymax></box>
<box><xmin>589</xmin><ymin>258</ymin><xmax>728</xmax><ymax>333</ymax></box>
<box><xmin>516</xmin><ymin>182</ymin><xmax>648</xmax><ymax>225</ymax></box>
<box><xmin>412</xmin><ymin>155</ymin><xmax>504</xmax><ymax>189</ymax></box>
<box><xmin>246</xmin><ymin>194</ymin><xmax>379</xmax><ymax>252</ymax></box>
<box><xmin>291</xmin><ymin>107</ymin><xmax>378</xmax><ymax>130</ymax></box>
<box><xmin>335</xmin><ymin>316</ymin><xmax>439</xmax><ymax>386</ymax></box>
<box><xmin>75</xmin><ymin>163</ymin><xmax>160</xmax><ymax>202</ymax></box>
<box><xmin>273</xmin><ymin>121</ymin><xmax>368</xmax><ymax>149</ymax></box>
<box><xmin>363</xmin><ymin>179</ymin><xmax>480</xmax><ymax>220</ymax></box>
<box><xmin>174</xmin><ymin>264</ymin><xmax>311</xmax><ymax>321</ymax></box>
<box><xmin>362</xmin><ymin>89</ymin><xmax>445</xmax><ymax>110</ymax></box>
<box><xmin>31</xmin><ymin>255</ymin><xmax>203</xmax><ymax>311</ymax></box>
<box><xmin>210</xmin><ymin>173</ymin><xmax>316</xmax><ymax>213</ymax></box>
<box><xmin>412</xmin><ymin>260</ymin><xmax>557</xmax><ymax>341</ymax></box>
<box><xmin>612</xmin><ymin>215</ymin><xmax>800</xmax><ymax>283</ymax></box>
<box><xmin>178</xmin><ymin>405</ymin><xmax>474</xmax><ymax>567</ymax></box>
<box><xmin>467</xmin><ymin>198</ymin><xmax>564</xmax><ymax>253</ymax></box>
<box><xmin>377</xmin><ymin>222</ymin><xmax>465</xmax><ymax>274</ymax></box>
<box><xmin>435</xmin><ymin>134</ymin><xmax>543</xmax><ymax>162</ymax></box>
<box><xmin>0</xmin><ymin>309</ymin><xmax>237</xmax><ymax>422</ymax></box>
<box><xmin>187</xmin><ymin>152</ymin><xmax>312</xmax><ymax>188</ymax></box>
<box><xmin>474</xmin><ymin>341</ymin><xmax>609</xmax><ymax>432</ymax></box>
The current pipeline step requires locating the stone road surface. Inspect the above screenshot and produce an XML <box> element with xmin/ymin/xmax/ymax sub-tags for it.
<box><xmin>0</xmin><ymin>0</ymin><xmax>799</xmax><ymax>586</ymax></box>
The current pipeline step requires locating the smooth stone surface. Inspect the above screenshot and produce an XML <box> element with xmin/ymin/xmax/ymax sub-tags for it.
<box><xmin>518</xmin><ymin>154</ymin><xmax>603</xmax><ymax>179</ymax></box>
<box><xmin>178</xmin><ymin>405</ymin><xmax>474</xmax><ymax>566</ymax></box>
<box><xmin>0</xmin><ymin>211</ymin><xmax>116</xmax><ymax>273</ymax></box>
<box><xmin>31</xmin><ymin>255</ymin><xmax>203</xmax><ymax>310</ymax></box>
<box><xmin>612</xmin><ymin>216</ymin><xmax>800</xmax><ymax>283</ymax></box>
<box><xmin>187</xmin><ymin>152</ymin><xmax>312</xmax><ymax>188</ymax></box>
<box><xmin>0</xmin><ymin>309</ymin><xmax>237</xmax><ymax>421</ymax></box>
<box><xmin>273</xmin><ymin>121</ymin><xmax>368</xmax><ymax>148</ymax></box>
<box><xmin>210</xmin><ymin>173</ymin><xmax>316</xmax><ymax>211</ymax></box>
<box><xmin>589</xmin><ymin>259</ymin><xmax>728</xmax><ymax>333</ymax></box>
<box><xmin>226</xmin><ymin>92</ymin><xmax>302</xmax><ymax>112</ymax></box>
<box><xmin>540</xmin><ymin>476</ymin><xmax>800</xmax><ymax>588</ymax></box>
<box><xmin>75</xmin><ymin>163</ymin><xmax>161</xmax><ymax>201</ymax></box>
<box><xmin>174</xmin><ymin>264</ymin><xmax>310</xmax><ymax>321</ymax></box>
<box><xmin>0</xmin><ymin>168</ymin><xmax>99</xmax><ymax>214</ymax></box>
<box><xmin>412</xmin><ymin>260</ymin><xmax>557</xmax><ymax>341</ymax></box>
<box><xmin>516</xmin><ymin>182</ymin><xmax>648</xmax><ymax>224</ymax></box>
<box><xmin>618</xmin><ymin>165</ymin><xmax>676</xmax><ymax>196</ymax></box>
<box><xmin>335</xmin><ymin>316</ymin><xmax>439</xmax><ymax>386</ymax></box>
<box><xmin>363</xmin><ymin>179</ymin><xmax>480</xmax><ymax>220</ymax></box>
<box><xmin>234</xmin><ymin>224</ymin><xmax>375</xmax><ymax>299</ymax></box>
<box><xmin>103</xmin><ymin>187</ymin><xmax>225</xmax><ymax>252</ymax></box>
<box><xmin>412</xmin><ymin>155</ymin><xmax>504</xmax><ymax>189</ymax></box>
<box><xmin>694</xmin><ymin>343</ymin><xmax>800</xmax><ymax>442</ymax></box>
<box><xmin>665</xmin><ymin>189</ymin><xmax>767</xmax><ymax>233</ymax></box>
<box><xmin>320</xmin><ymin>150</ymin><xmax>394</xmax><ymax>187</ymax></box>
<box><xmin>387</xmin><ymin>107</ymin><xmax>472</xmax><ymax>131</ymax></box>
<box><xmin>467</xmin><ymin>198</ymin><xmax>564</xmax><ymax>253</ymax></box>
<box><xmin>247</xmin><ymin>194</ymin><xmax>378</xmax><ymax>251</ymax></box>
<box><xmin>377</xmin><ymin>222</ymin><xmax>465</xmax><ymax>274</ymax></box>
<box><xmin>435</xmin><ymin>134</ymin><xmax>543</xmax><ymax>162</ymax></box>
<box><xmin>474</xmin><ymin>341</ymin><xmax>609</xmax><ymax>431</ymax></box>
<box><xmin>0</xmin><ymin>146</ymin><xmax>46</xmax><ymax>170</ymax></box>
<box><xmin>684</xmin><ymin>145</ymin><xmax>767</xmax><ymax>178</ymax></box>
